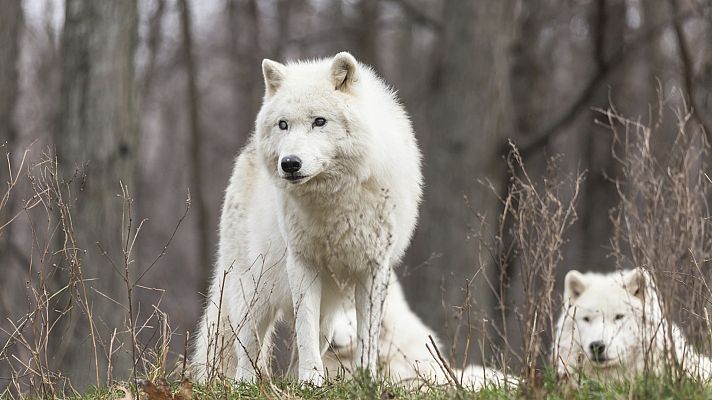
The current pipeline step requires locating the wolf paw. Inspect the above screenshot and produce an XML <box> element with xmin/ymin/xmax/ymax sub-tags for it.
<box><xmin>299</xmin><ymin>368</ymin><xmax>325</xmax><ymax>387</ymax></box>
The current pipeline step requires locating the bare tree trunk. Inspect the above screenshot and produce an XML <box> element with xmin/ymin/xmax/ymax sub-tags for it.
<box><xmin>354</xmin><ymin>0</ymin><xmax>379</xmax><ymax>66</ymax></box>
<box><xmin>405</xmin><ymin>0</ymin><xmax>517</xmax><ymax>365</ymax></box>
<box><xmin>326</xmin><ymin>0</ymin><xmax>348</xmax><ymax>54</ymax></box>
<box><xmin>0</xmin><ymin>0</ymin><xmax>22</xmax><ymax>152</ymax></box>
<box><xmin>578</xmin><ymin>0</ymin><xmax>625</xmax><ymax>268</ymax></box>
<box><xmin>179</xmin><ymin>0</ymin><xmax>210</xmax><ymax>291</ymax></box>
<box><xmin>699</xmin><ymin>7</ymin><xmax>712</xmax><ymax>136</ymax></box>
<box><xmin>273</xmin><ymin>0</ymin><xmax>292</xmax><ymax>57</ymax></box>
<box><xmin>56</xmin><ymin>0</ymin><xmax>138</xmax><ymax>386</ymax></box>
<box><xmin>226</xmin><ymin>0</ymin><xmax>262</xmax><ymax>140</ymax></box>
<box><xmin>141</xmin><ymin>0</ymin><xmax>166</xmax><ymax>99</ymax></box>
<box><xmin>668</xmin><ymin>0</ymin><xmax>711</xmax><ymax>140</ymax></box>
<box><xmin>0</xmin><ymin>0</ymin><xmax>24</xmax><ymax>266</ymax></box>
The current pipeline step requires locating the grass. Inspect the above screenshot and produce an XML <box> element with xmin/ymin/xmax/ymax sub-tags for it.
<box><xmin>3</xmin><ymin>99</ymin><xmax>711</xmax><ymax>399</ymax></box>
<box><xmin>39</xmin><ymin>371</ymin><xmax>712</xmax><ymax>400</ymax></box>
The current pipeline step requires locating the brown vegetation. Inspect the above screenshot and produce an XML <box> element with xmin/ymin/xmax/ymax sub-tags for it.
<box><xmin>2</xmin><ymin>0</ymin><xmax>712</xmax><ymax>397</ymax></box>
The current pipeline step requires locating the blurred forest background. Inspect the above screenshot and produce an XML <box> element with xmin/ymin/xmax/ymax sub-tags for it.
<box><xmin>1</xmin><ymin>0</ymin><xmax>712</xmax><ymax>392</ymax></box>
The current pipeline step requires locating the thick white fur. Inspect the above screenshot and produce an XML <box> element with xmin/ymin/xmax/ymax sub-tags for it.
<box><xmin>323</xmin><ymin>270</ymin><xmax>518</xmax><ymax>389</ymax></box>
<box><xmin>554</xmin><ymin>268</ymin><xmax>712</xmax><ymax>383</ymax></box>
<box><xmin>191</xmin><ymin>52</ymin><xmax>422</xmax><ymax>385</ymax></box>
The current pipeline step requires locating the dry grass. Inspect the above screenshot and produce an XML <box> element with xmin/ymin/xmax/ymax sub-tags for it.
<box><xmin>1</xmin><ymin>96</ymin><xmax>712</xmax><ymax>398</ymax></box>
<box><xmin>603</xmin><ymin>96</ymin><xmax>712</xmax><ymax>371</ymax></box>
<box><xmin>0</xmin><ymin>148</ymin><xmax>190</xmax><ymax>398</ymax></box>
<box><xmin>502</xmin><ymin>145</ymin><xmax>583</xmax><ymax>384</ymax></box>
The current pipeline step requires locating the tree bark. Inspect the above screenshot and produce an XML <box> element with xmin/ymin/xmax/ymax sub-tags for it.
<box><xmin>273</xmin><ymin>0</ymin><xmax>292</xmax><ymax>58</ymax></box>
<box><xmin>0</xmin><ymin>0</ymin><xmax>24</xmax><ymax>265</ymax></box>
<box><xmin>141</xmin><ymin>0</ymin><xmax>165</xmax><ymax>99</ymax></box>
<box><xmin>179</xmin><ymin>0</ymin><xmax>210</xmax><ymax>292</ymax></box>
<box><xmin>405</xmin><ymin>0</ymin><xmax>517</xmax><ymax>365</ymax></box>
<box><xmin>578</xmin><ymin>0</ymin><xmax>625</xmax><ymax>269</ymax></box>
<box><xmin>56</xmin><ymin>0</ymin><xmax>139</xmax><ymax>385</ymax></box>
<box><xmin>226</xmin><ymin>0</ymin><xmax>262</xmax><ymax>140</ymax></box>
<box><xmin>354</xmin><ymin>0</ymin><xmax>379</xmax><ymax>66</ymax></box>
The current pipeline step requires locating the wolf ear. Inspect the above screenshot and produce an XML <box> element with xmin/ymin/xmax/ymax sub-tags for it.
<box><xmin>262</xmin><ymin>59</ymin><xmax>287</xmax><ymax>97</ymax></box>
<box><xmin>564</xmin><ymin>270</ymin><xmax>587</xmax><ymax>301</ymax></box>
<box><xmin>330</xmin><ymin>52</ymin><xmax>359</xmax><ymax>92</ymax></box>
<box><xmin>624</xmin><ymin>268</ymin><xmax>646</xmax><ymax>301</ymax></box>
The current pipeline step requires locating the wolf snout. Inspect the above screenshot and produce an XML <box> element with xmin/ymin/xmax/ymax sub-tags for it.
<box><xmin>280</xmin><ymin>155</ymin><xmax>302</xmax><ymax>173</ymax></box>
<box><xmin>589</xmin><ymin>341</ymin><xmax>607</xmax><ymax>362</ymax></box>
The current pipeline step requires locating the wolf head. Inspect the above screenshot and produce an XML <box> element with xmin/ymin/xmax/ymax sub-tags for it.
<box><xmin>556</xmin><ymin>268</ymin><xmax>659</xmax><ymax>374</ymax></box>
<box><xmin>254</xmin><ymin>52</ymin><xmax>370</xmax><ymax>191</ymax></box>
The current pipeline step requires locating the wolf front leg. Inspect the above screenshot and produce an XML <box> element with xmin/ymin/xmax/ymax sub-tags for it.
<box><xmin>287</xmin><ymin>254</ymin><xmax>325</xmax><ymax>385</ymax></box>
<box><xmin>354</xmin><ymin>255</ymin><xmax>391</xmax><ymax>379</ymax></box>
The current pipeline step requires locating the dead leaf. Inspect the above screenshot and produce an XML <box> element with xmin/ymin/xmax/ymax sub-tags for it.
<box><xmin>156</xmin><ymin>378</ymin><xmax>172</xmax><ymax>396</ymax></box>
<box><xmin>174</xmin><ymin>378</ymin><xmax>193</xmax><ymax>400</ymax></box>
<box><xmin>138</xmin><ymin>378</ymin><xmax>172</xmax><ymax>400</ymax></box>
<box><xmin>137</xmin><ymin>378</ymin><xmax>194</xmax><ymax>400</ymax></box>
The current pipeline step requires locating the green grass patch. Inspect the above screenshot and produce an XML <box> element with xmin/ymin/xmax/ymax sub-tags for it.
<box><xmin>14</xmin><ymin>370</ymin><xmax>712</xmax><ymax>399</ymax></box>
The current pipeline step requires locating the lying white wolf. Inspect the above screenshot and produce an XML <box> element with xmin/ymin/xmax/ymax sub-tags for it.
<box><xmin>323</xmin><ymin>270</ymin><xmax>518</xmax><ymax>389</ymax></box>
<box><xmin>191</xmin><ymin>52</ymin><xmax>422</xmax><ymax>384</ymax></box>
<box><xmin>554</xmin><ymin>268</ymin><xmax>712</xmax><ymax>382</ymax></box>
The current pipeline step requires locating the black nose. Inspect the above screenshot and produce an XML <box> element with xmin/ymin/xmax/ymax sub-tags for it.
<box><xmin>589</xmin><ymin>341</ymin><xmax>606</xmax><ymax>362</ymax></box>
<box><xmin>280</xmin><ymin>155</ymin><xmax>302</xmax><ymax>173</ymax></box>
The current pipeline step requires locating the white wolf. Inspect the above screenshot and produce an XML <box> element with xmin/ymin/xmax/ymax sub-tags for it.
<box><xmin>191</xmin><ymin>52</ymin><xmax>422</xmax><ymax>385</ymax></box>
<box><xmin>554</xmin><ymin>268</ymin><xmax>712</xmax><ymax>383</ymax></box>
<box><xmin>323</xmin><ymin>270</ymin><xmax>518</xmax><ymax>389</ymax></box>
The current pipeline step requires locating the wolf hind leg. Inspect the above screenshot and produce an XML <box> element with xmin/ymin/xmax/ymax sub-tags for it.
<box><xmin>233</xmin><ymin>302</ymin><xmax>276</xmax><ymax>382</ymax></box>
<box><xmin>255</xmin><ymin>310</ymin><xmax>282</xmax><ymax>377</ymax></box>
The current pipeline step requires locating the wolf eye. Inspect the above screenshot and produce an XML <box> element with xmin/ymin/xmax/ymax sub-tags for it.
<box><xmin>615</xmin><ymin>314</ymin><xmax>624</xmax><ymax>321</ymax></box>
<box><xmin>582</xmin><ymin>316</ymin><xmax>590</xmax><ymax>323</ymax></box>
<box><xmin>278</xmin><ymin>120</ymin><xmax>288</xmax><ymax>130</ymax></box>
<box><xmin>313</xmin><ymin>117</ymin><xmax>326</xmax><ymax>128</ymax></box>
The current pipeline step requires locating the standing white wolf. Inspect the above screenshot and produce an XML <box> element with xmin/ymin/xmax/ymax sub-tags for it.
<box><xmin>191</xmin><ymin>52</ymin><xmax>422</xmax><ymax>385</ymax></box>
<box><xmin>554</xmin><ymin>268</ymin><xmax>712</xmax><ymax>383</ymax></box>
